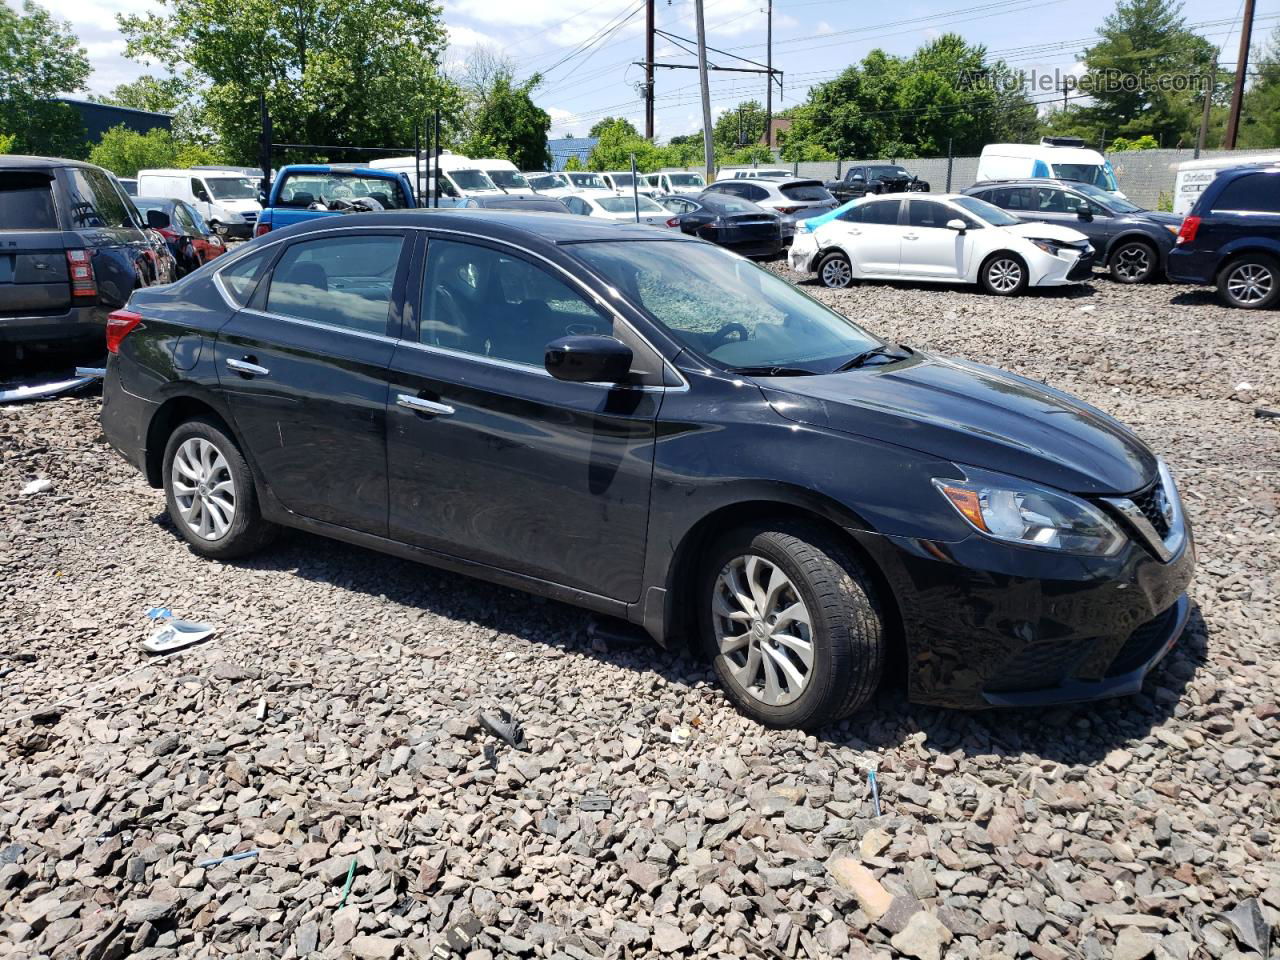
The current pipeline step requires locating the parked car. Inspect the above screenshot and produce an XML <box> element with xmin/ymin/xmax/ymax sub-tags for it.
<box><xmin>525</xmin><ymin>172</ymin><xmax>577</xmax><ymax>197</ymax></box>
<box><xmin>253</xmin><ymin>164</ymin><xmax>416</xmax><ymax>236</ymax></box>
<box><xmin>142</xmin><ymin>228</ymin><xmax>178</xmax><ymax>285</ymax></box>
<box><xmin>137</xmin><ymin>168</ymin><xmax>262</xmax><ymax>238</ymax></box>
<box><xmin>601</xmin><ymin>171</ymin><xmax>647</xmax><ymax>195</ymax></box>
<box><xmin>963</xmin><ymin>179</ymin><xmax>1180</xmax><ymax>284</ymax></box>
<box><xmin>1172</xmin><ymin>153</ymin><xmax>1280</xmax><ymax>216</ymax></box>
<box><xmin>657</xmin><ymin>192</ymin><xmax>782</xmax><ymax>258</ymax></box>
<box><xmin>564</xmin><ymin>172</ymin><xmax>611</xmax><ymax>192</ymax></box>
<box><xmin>474</xmin><ymin>159</ymin><xmax>535</xmax><ymax>195</ymax></box>
<box><xmin>118</xmin><ymin>177</ymin><xmax>138</xmax><ymax>197</ymax></box>
<box><xmin>720</xmin><ymin>167</ymin><xmax>792</xmax><ymax>179</ymax></box>
<box><xmin>131</xmin><ymin>197</ymin><xmax>228</xmax><ymax>276</ymax></box>
<box><xmin>371</xmin><ymin>152</ymin><xmax>501</xmax><ymax>200</ymax></box>
<box><xmin>790</xmin><ymin>193</ymin><xmax>1094</xmax><ymax>295</ymax></box>
<box><xmin>561</xmin><ymin>192</ymin><xmax>673</xmax><ymax>226</ymax></box>
<box><xmin>100</xmin><ymin>210</ymin><xmax>1195</xmax><ymax>728</ymax></box>
<box><xmin>459</xmin><ymin>194</ymin><xmax>570</xmax><ymax>213</ymax></box>
<box><xmin>1</xmin><ymin>156</ymin><xmax>165</xmax><ymax>374</ymax></box>
<box><xmin>825</xmin><ymin>163</ymin><xmax>929</xmax><ymax>203</ymax></box>
<box><xmin>976</xmin><ymin>137</ymin><xmax>1125</xmax><ymax>198</ymax></box>
<box><xmin>1167</xmin><ymin>164</ymin><xmax>1280</xmax><ymax>309</ymax></box>
<box><xmin>643</xmin><ymin>171</ymin><xmax>707</xmax><ymax>195</ymax></box>
<box><xmin>705</xmin><ymin>177</ymin><xmax>838</xmax><ymax>243</ymax></box>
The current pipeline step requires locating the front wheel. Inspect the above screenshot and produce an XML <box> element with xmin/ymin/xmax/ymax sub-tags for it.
<box><xmin>1217</xmin><ymin>255</ymin><xmax>1278</xmax><ymax>309</ymax></box>
<box><xmin>1108</xmin><ymin>240</ymin><xmax>1157</xmax><ymax>283</ymax></box>
<box><xmin>817</xmin><ymin>251</ymin><xmax>854</xmax><ymax>288</ymax></box>
<box><xmin>980</xmin><ymin>252</ymin><xmax>1028</xmax><ymax>296</ymax></box>
<box><xmin>699</xmin><ymin>522</ymin><xmax>885</xmax><ymax>729</ymax></box>
<box><xmin>163</xmin><ymin>418</ymin><xmax>277</xmax><ymax>559</ymax></box>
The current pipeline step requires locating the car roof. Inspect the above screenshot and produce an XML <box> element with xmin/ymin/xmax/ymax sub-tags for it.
<box><xmin>132</xmin><ymin>196</ymin><xmax>175</xmax><ymax>206</ymax></box>
<box><xmin>966</xmin><ymin>178</ymin><xmax>1081</xmax><ymax>188</ymax></box>
<box><xmin>0</xmin><ymin>155</ymin><xmax>104</xmax><ymax>171</ymax></box>
<box><xmin>278</xmin><ymin>164</ymin><xmax>401</xmax><ymax>177</ymax></box>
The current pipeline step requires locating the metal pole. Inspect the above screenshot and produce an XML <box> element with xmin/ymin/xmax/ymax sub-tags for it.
<box><xmin>1196</xmin><ymin>59</ymin><xmax>1217</xmax><ymax>159</ymax></box>
<box><xmin>645</xmin><ymin>0</ymin><xmax>655</xmax><ymax>140</ymax></box>
<box><xmin>414</xmin><ymin>122</ymin><xmax>421</xmax><ymax>206</ymax></box>
<box><xmin>695</xmin><ymin>0</ymin><xmax>715</xmax><ymax>183</ymax></box>
<box><xmin>432</xmin><ymin>109</ymin><xmax>441</xmax><ymax>208</ymax></box>
<box><xmin>1224</xmin><ymin>0</ymin><xmax>1256</xmax><ymax>149</ymax></box>
<box><xmin>631</xmin><ymin>153</ymin><xmax>640</xmax><ymax>222</ymax></box>
<box><xmin>946</xmin><ymin>137</ymin><xmax>954</xmax><ymax>192</ymax></box>
<box><xmin>765</xmin><ymin>0</ymin><xmax>773</xmax><ymax>148</ymax></box>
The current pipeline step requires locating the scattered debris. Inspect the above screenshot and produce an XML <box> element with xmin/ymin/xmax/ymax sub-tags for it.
<box><xmin>337</xmin><ymin>858</ymin><xmax>357</xmax><ymax>909</ymax></box>
<box><xmin>141</xmin><ymin>617</ymin><xmax>216</xmax><ymax>655</ymax></box>
<box><xmin>196</xmin><ymin>849</ymin><xmax>260</xmax><ymax>869</ymax></box>
<box><xmin>669</xmin><ymin>724</ymin><xmax>691</xmax><ymax>746</ymax></box>
<box><xmin>478</xmin><ymin>708</ymin><xmax>527</xmax><ymax>751</ymax></box>
<box><xmin>256</xmin><ymin>697</ymin><xmax>267</xmax><ymax>721</ymax></box>
<box><xmin>868</xmin><ymin>767</ymin><xmax>881</xmax><ymax>816</ymax></box>
<box><xmin>1222</xmin><ymin>898</ymin><xmax>1270</xmax><ymax>954</ymax></box>
<box><xmin>21</xmin><ymin>478</ymin><xmax>52</xmax><ymax>495</ymax></box>
<box><xmin>0</xmin><ymin>373</ymin><xmax>99</xmax><ymax>404</ymax></box>
<box><xmin>1235</xmin><ymin>381</ymin><xmax>1256</xmax><ymax>402</ymax></box>
<box><xmin>579</xmin><ymin>791</ymin><xmax>611</xmax><ymax>812</ymax></box>
<box><xmin>1256</xmin><ymin>406</ymin><xmax>1280</xmax><ymax>419</ymax></box>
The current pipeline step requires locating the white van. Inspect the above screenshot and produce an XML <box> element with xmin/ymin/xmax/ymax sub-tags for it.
<box><xmin>370</xmin><ymin>152</ymin><xmax>500</xmax><ymax>201</ymax></box>
<box><xmin>1172</xmin><ymin>152</ymin><xmax>1280</xmax><ymax>215</ymax></box>
<box><xmin>720</xmin><ymin>167</ymin><xmax>791</xmax><ymax>180</ymax></box>
<box><xmin>135</xmin><ymin>168</ymin><xmax>263</xmax><ymax>237</ymax></box>
<box><xmin>474</xmin><ymin>159</ymin><xmax>535</xmax><ymax>195</ymax></box>
<box><xmin>975</xmin><ymin>138</ymin><xmax>1125</xmax><ymax>197</ymax></box>
<box><xmin>642</xmin><ymin>171</ymin><xmax>708</xmax><ymax>195</ymax></box>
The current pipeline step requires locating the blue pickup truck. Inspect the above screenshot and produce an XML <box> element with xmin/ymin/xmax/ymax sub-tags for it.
<box><xmin>253</xmin><ymin>164</ymin><xmax>417</xmax><ymax>236</ymax></box>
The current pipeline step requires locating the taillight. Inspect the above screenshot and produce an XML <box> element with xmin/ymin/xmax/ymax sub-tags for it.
<box><xmin>254</xmin><ymin>222</ymin><xmax>271</xmax><ymax>237</ymax></box>
<box><xmin>665</xmin><ymin>217</ymin><xmax>680</xmax><ymax>228</ymax></box>
<box><xmin>106</xmin><ymin>309</ymin><xmax>143</xmax><ymax>354</ymax></box>
<box><xmin>158</xmin><ymin>226</ymin><xmax>177</xmax><ymax>240</ymax></box>
<box><xmin>775</xmin><ymin>205</ymin><xmax>800</xmax><ymax>215</ymax></box>
<box><xmin>66</xmin><ymin>249</ymin><xmax>97</xmax><ymax>299</ymax></box>
<box><xmin>1176</xmin><ymin>215</ymin><xmax>1200</xmax><ymax>245</ymax></box>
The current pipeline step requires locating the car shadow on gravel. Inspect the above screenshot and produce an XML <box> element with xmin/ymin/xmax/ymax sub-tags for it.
<box><xmin>791</xmin><ymin>277</ymin><xmax>1099</xmax><ymax>300</ymax></box>
<box><xmin>1168</xmin><ymin>290</ymin><xmax>1223</xmax><ymax>307</ymax></box>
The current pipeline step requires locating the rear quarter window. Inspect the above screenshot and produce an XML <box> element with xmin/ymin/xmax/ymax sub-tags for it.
<box><xmin>63</xmin><ymin>168</ymin><xmax>136</xmax><ymax>229</ymax></box>
<box><xmin>781</xmin><ymin>183</ymin><xmax>833</xmax><ymax>202</ymax></box>
<box><xmin>1212</xmin><ymin>173</ymin><xmax>1280</xmax><ymax>214</ymax></box>
<box><xmin>0</xmin><ymin>172</ymin><xmax>59</xmax><ymax>229</ymax></box>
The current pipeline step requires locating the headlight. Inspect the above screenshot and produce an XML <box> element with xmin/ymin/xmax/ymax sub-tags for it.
<box><xmin>1030</xmin><ymin>239</ymin><xmax>1065</xmax><ymax>257</ymax></box>
<box><xmin>933</xmin><ymin>467</ymin><xmax>1125</xmax><ymax>556</ymax></box>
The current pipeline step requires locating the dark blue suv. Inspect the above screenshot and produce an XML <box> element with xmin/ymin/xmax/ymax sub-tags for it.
<box><xmin>1167</xmin><ymin>164</ymin><xmax>1280</xmax><ymax>308</ymax></box>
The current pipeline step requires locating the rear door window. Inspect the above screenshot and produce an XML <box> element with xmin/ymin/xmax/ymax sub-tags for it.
<box><xmin>63</xmin><ymin>168</ymin><xmax>136</xmax><ymax>229</ymax></box>
<box><xmin>266</xmin><ymin>234</ymin><xmax>405</xmax><ymax>335</ymax></box>
<box><xmin>862</xmin><ymin>199</ymin><xmax>902</xmax><ymax>225</ymax></box>
<box><xmin>907</xmin><ymin>200</ymin><xmax>952</xmax><ymax>228</ymax></box>
<box><xmin>781</xmin><ymin>183</ymin><xmax>833</xmax><ymax>202</ymax></box>
<box><xmin>0</xmin><ymin>172</ymin><xmax>59</xmax><ymax>229</ymax></box>
<box><xmin>1212</xmin><ymin>173</ymin><xmax>1280</xmax><ymax>213</ymax></box>
<box><xmin>987</xmin><ymin>186</ymin><xmax>1035</xmax><ymax>210</ymax></box>
<box><xmin>219</xmin><ymin>248</ymin><xmax>273</xmax><ymax>306</ymax></box>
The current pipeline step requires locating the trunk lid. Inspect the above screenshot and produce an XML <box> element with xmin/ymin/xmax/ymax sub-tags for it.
<box><xmin>0</xmin><ymin>170</ymin><xmax>71</xmax><ymax>316</ymax></box>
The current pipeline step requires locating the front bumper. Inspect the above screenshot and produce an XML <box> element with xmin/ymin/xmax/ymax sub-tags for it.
<box><xmin>851</xmin><ymin>509</ymin><xmax>1196</xmax><ymax>709</ymax></box>
<box><xmin>788</xmin><ymin>234</ymin><xmax>820</xmax><ymax>273</ymax></box>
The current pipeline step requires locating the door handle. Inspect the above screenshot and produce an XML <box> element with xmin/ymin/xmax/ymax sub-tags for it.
<box><xmin>226</xmin><ymin>357</ymin><xmax>269</xmax><ymax>377</ymax></box>
<box><xmin>396</xmin><ymin>394</ymin><xmax>455</xmax><ymax>416</ymax></box>
<box><xmin>903</xmin><ymin>233</ymin><xmax>918</xmax><ymax>240</ymax></box>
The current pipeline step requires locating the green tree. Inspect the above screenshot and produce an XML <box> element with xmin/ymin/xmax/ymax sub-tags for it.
<box><xmin>586</xmin><ymin>118</ymin><xmax>663</xmax><ymax>171</ymax></box>
<box><xmin>712</xmin><ymin>100</ymin><xmax>767</xmax><ymax>153</ymax></box>
<box><xmin>453</xmin><ymin>50</ymin><xmax>549</xmax><ymax>169</ymax></box>
<box><xmin>589</xmin><ymin>116</ymin><xmax>637</xmax><ymax>138</ymax></box>
<box><xmin>0</xmin><ymin>131</ymin><xmax>13</xmax><ymax>153</ymax></box>
<box><xmin>120</xmin><ymin>0</ymin><xmax>460</xmax><ymax>165</ymax></box>
<box><xmin>1108</xmin><ymin>134</ymin><xmax>1159</xmax><ymax>150</ymax></box>
<box><xmin>563</xmin><ymin>154</ymin><xmax>583</xmax><ymax>171</ymax></box>
<box><xmin>1053</xmin><ymin>0</ymin><xmax>1215</xmax><ymax>147</ymax></box>
<box><xmin>1239</xmin><ymin>25</ymin><xmax>1280</xmax><ymax>148</ymax></box>
<box><xmin>91</xmin><ymin>74</ymin><xmax>186</xmax><ymax>114</ymax></box>
<box><xmin>0</xmin><ymin>0</ymin><xmax>90</xmax><ymax>156</ymax></box>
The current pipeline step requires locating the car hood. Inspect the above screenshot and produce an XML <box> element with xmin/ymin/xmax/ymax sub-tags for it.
<box><xmin>1133</xmin><ymin>210</ymin><xmax>1182</xmax><ymax>227</ymax></box>
<box><xmin>1000</xmin><ymin>221</ymin><xmax>1091</xmax><ymax>243</ymax></box>
<box><xmin>759</xmin><ymin>353</ymin><xmax>1156</xmax><ymax>495</ymax></box>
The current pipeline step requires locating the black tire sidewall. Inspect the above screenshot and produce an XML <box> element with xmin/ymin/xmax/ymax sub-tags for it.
<box><xmin>1217</xmin><ymin>255</ymin><xmax>1280</xmax><ymax>310</ymax></box>
<box><xmin>980</xmin><ymin>252</ymin><xmax>1028</xmax><ymax>296</ymax></box>
<box><xmin>817</xmin><ymin>251</ymin><xmax>853</xmax><ymax>288</ymax></box>
<box><xmin>1108</xmin><ymin>240</ymin><xmax>1155</xmax><ymax>283</ymax></box>
<box><xmin>162</xmin><ymin>418</ymin><xmax>270</xmax><ymax>559</ymax></box>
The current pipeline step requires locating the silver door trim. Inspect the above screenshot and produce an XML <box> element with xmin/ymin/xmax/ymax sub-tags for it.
<box><xmin>396</xmin><ymin>394</ymin><xmax>455</xmax><ymax>416</ymax></box>
<box><xmin>225</xmin><ymin>358</ymin><xmax>270</xmax><ymax>376</ymax></box>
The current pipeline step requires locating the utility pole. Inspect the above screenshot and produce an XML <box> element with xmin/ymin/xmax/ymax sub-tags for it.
<box><xmin>695</xmin><ymin>0</ymin><xmax>715</xmax><ymax>183</ymax></box>
<box><xmin>1224</xmin><ymin>0</ymin><xmax>1256</xmax><ymax>149</ymax></box>
<box><xmin>764</xmin><ymin>0</ymin><xmax>773</xmax><ymax>149</ymax></box>
<box><xmin>644</xmin><ymin>0</ymin><xmax>655</xmax><ymax>140</ymax></box>
<box><xmin>1196</xmin><ymin>58</ymin><xmax>1217</xmax><ymax>158</ymax></box>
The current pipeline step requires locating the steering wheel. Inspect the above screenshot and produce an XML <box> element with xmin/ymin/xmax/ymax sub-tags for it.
<box><xmin>708</xmin><ymin>322</ymin><xmax>750</xmax><ymax>348</ymax></box>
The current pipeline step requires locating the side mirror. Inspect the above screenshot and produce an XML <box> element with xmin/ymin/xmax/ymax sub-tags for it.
<box><xmin>1076</xmin><ymin>203</ymin><xmax>1093</xmax><ymax>221</ymax></box>
<box><xmin>945</xmin><ymin>218</ymin><xmax>967</xmax><ymax>232</ymax></box>
<box><xmin>851</xmin><ymin>174</ymin><xmax>864</xmax><ymax>182</ymax></box>
<box><xmin>146</xmin><ymin>210</ymin><xmax>171</xmax><ymax>229</ymax></box>
<box><xmin>545</xmin><ymin>335</ymin><xmax>633</xmax><ymax>383</ymax></box>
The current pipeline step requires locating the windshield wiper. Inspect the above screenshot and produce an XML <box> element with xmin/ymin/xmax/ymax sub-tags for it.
<box><xmin>727</xmin><ymin>365</ymin><xmax>816</xmax><ymax>377</ymax></box>
<box><xmin>833</xmin><ymin>344</ymin><xmax>913</xmax><ymax>372</ymax></box>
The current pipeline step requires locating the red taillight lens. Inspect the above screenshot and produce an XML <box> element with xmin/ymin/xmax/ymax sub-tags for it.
<box><xmin>105</xmin><ymin>309</ymin><xmax>143</xmax><ymax>354</ymax></box>
<box><xmin>66</xmin><ymin>249</ymin><xmax>97</xmax><ymax>298</ymax></box>
<box><xmin>665</xmin><ymin>217</ymin><xmax>680</xmax><ymax>228</ymax></box>
<box><xmin>158</xmin><ymin>226</ymin><xmax>177</xmax><ymax>240</ymax></box>
<box><xmin>254</xmin><ymin>222</ymin><xmax>271</xmax><ymax>237</ymax></box>
<box><xmin>1176</xmin><ymin>215</ymin><xmax>1200</xmax><ymax>245</ymax></box>
<box><xmin>775</xmin><ymin>205</ymin><xmax>801</xmax><ymax>215</ymax></box>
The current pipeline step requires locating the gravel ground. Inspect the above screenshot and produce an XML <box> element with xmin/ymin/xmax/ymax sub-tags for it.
<box><xmin>1</xmin><ymin>272</ymin><xmax>1278</xmax><ymax>960</ymax></box>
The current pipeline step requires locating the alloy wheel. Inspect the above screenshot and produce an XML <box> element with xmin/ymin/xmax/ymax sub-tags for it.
<box><xmin>821</xmin><ymin>257</ymin><xmax>852</xmax><ymax>288</ymax></box>
<box><xmin>1112</xmin><ymin>244</ymin><xmax>1152</xmax><ymax>282</ymax></box>
<box><xmin>712</xmin><ymin>554</ymin><xmax>815</xmax><ymax>707</ymax></box>
<box><xmin>171</xmin><ymin>437</ymin><xmax>236</xmax><ymax>541</ymax></box>
<box><xmin>987</xmin><ymin>258</ymin><xmax>1022</xmax><ymax>293</ymax></box>
<box><xmin>1226</xmin><ymin>262</ymin><xmax>1274</xmax><ymax>305</ymax></box>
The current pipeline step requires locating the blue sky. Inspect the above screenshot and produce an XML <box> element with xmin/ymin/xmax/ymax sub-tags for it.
<box><xmin>47</xmin><ymin>0</ymin><xmax>1280</xmax><ymax>140</ymax></box>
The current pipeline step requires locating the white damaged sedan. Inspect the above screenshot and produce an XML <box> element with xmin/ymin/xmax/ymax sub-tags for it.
<box><xmin>789</xmin><ymin>193</ymin><xmax>1095</xmax><ymax>295</ymax></box>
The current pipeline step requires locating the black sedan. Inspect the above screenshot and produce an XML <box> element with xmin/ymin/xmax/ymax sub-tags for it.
<box><xmin>963</xmin><ymin>179</ymin><xmax>1181</xmax><ymax>283</ymax></box>
<box><xmin>99</xmin><ymin>211</ymin><xmax>1194</xmax><ymax>728</ymax></box>
<box><xmin>656</xmin><ymin>192</ymin><xmax>783</xmax><ymax>258</ymax></box>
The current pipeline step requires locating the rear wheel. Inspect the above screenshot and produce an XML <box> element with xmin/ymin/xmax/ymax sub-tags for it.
<box><xmin>817</xmin><ymin>251</ymin><xmax>854</xmax><ymax>288</ymax></box>
<box><xmin>980</xmin><ymin>252</ymin><xmax>1028</xmax><ymax>296</ymax></box>
<box><xmin>1217</xmin><ymin>254</ymin><xmax>1279</xmax><ymax>309</ymax></box>
<box><xmin>699</xmin><ymin>521</ymin><xmax>885</xmax><ymax>729</ymax></box>
<box><xmin>1108</xmin><ymin>239</ymin><xmax>1157</xmax><ymax>283</ymax></box>
<box><xmin>162</xmin><ymin>418</ymin><xmax>277</xmax><ymax>559</ymax></box>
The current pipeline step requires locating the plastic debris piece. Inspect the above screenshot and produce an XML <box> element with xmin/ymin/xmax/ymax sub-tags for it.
<box><xmin>669</xmin><ymin>725</ymin><xmax>691</xmax><ymax>746</ymax></box>
<box><xmin>478</xmin><ymin>708</ymin><xmax>528</xmax><ymax>751</ymax></box>
<box><xmin>1256</xmin><ymin>407</ymin><xmax>1280</xmax><ymax>420</ymax></box>
<box><xmin>142</xmin><ymin>619</ymin><xmax>216</xmax><ymax>655</ymax></box>
<box><xmin>21</xmin><ymin>479</ymin><xmax>53</xmax><ymax>495</ymax></box>
<box><xmin>256</xmin><ymin>697</ymin><xmax>267</xmax><ymax>721</ymax></box>
<box><xmin>1222</xmin><ymin>898</ymin><xmax>1270</xmax><ymax>954</ymax></box>
<box><xmin>868</xmin><ymin>768</ymin><xmax>881</xmax><ymax>817</ymax></box>
<box><xmin>338</xmin><ymin>858</ymin><xmax>358</xmax><ymax>909</ymax></box>
<box><xmin>445</xmin><ymin>917</ymin><xmax>483</xmax><ymax>954</ymax></box>
<box><xmin>146</xmin><ymin>607</ymin><xmax>173</xmax><ymax>621</ymax></box>
<box><xmin>197</xmin><ymin>849</ymin><xmax>259</xmax><ymax>868</ymax></box>
<box><xmin>580</xmin><ymin>792</ymin><xmax>611</xmax><ymax>812</ymax></box>
<box><xmin>0</xmin><ymin>374</ymin><xmax>99</xmax><ymax>404</ymax></box>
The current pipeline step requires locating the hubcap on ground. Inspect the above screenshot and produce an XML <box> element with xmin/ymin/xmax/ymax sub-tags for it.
<box><xmin>822</xmin><ymin>258</ymin><xmax>852</xmax><ymax>288</ymax></box>
<box><xmin>988</xmin><ymin>259</ymin><xmax>1022</xmax><ymax>292</ymax></box>
<box><xmin>712</xmin><ymin>554</ymin><xmax>815</xmax><ymax>707</ymax></box>
<box><xmin>172</xmin><ymin>437</ymin><xmax>236</xmax><ymax>541</ymax></box>
<box><xmin>1114</xmin><ymin>245</ymin><xmax>1151</xmax><ymax>281</ymax></box>
<box><xmin>1227</xmin><ymin>263</ymin><xmax>1273</xmax><ymax>304</ymax></box>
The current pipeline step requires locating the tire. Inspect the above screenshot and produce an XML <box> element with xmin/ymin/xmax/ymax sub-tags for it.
<box><xmin>1108</xmin><ymin>239</ymin><xmax>1157</xmax><ymax>284</ymax></box>
<box><xmin>980</xmin><ymin>252</ymin><xmax>1028</xmax><ymax>296</ymax></box>
<box><xmin>162</xmin><ymin>418</ymin><xmax>277</xmax><ymax>559</ymax></box>
<box><xmin>698</xmin><ymin>521</ymin><xmax>885</xmax><ymax>729</ymax></box>
<box><xmin>817</xmin><ymin>250</ymin><xmax>854</xmax><ymax>288</ymax></box>
<box><xmin>1216</xmin><ymin>254</ymin><xmax>1279</xmax><ymax>309</ymax></box>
